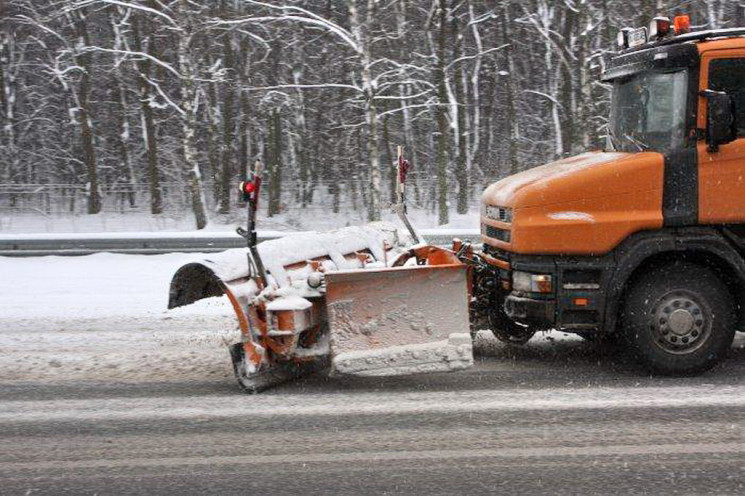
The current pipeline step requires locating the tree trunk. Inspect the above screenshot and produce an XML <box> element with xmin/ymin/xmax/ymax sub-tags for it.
<box><xmin>292</xmin><ymin>37</ymin><xmax>310</xmax><ymax>208</ymax></box>
<box><xmin>110</xmin><ymin>11</ymin><xmax>136</xmax><ymax>208</ymax></box>
<box><xmin>177</xmin><ymin>10</ymin><xmax>207</xmax><ymax>229</ymax></box>
<box><xmin>435</xmin><ymin>0</ymin><xmax>450</xmax><ymax>225</ymax></box>
<box><xmin>0</xmin><ymin>20</ymin><xmax>17</xmax><ymax>187</ymax></box>
<box><xmin>559</xmin><ymin>6</ymin><xmax>576</xmax><ymax>156</ymax></box>
<box><xmin>132</xmin><ymin>11</ymin><xmax>162</xmax><ymax>214</ymax></box>
<box><xmin>453</xmin><ymin>12</ymin><xmax>468</xmax><ymax>215</ymax></box>
<box><xmin>219</xmin><ymin>13</ymin><xmax>235</xmax><ymax>214</ymax></box>
<box><xmin>205</xmin><ymin>74</ymin><xmax>221</xmax><ymax>202</ymax></box>
<box><xmin>73</xmin><ymin>12</ymin><xmax>101</xmax><ymax>214</ymax></box>
<box><xmin>268</xmin><ymin>110</ymin><xmax>282</xmax><ymax>217</ymax></box>
<box><xmin>348</xmin><ymin>0</ymin><xmax>382</xmax><ymax>222</ymax></box>
<box><xmin>467</xmin><ymin>1</ymin><xmax>482</xmax><ymax>178</ymax></box>
<box><xmin>501</xmin><ymin>10</ymin><xmax>519</xmax><ymax>175</ymax></box>
<box><xmin>113</xmin><ymin>79</ymin><xmax>135</xmax><ymax>208</ymax></box>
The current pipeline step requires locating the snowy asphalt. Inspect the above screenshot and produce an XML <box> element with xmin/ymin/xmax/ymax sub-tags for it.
<box><xmin>2</xmin><ymin>333</ymin><xmax>745</xmax><ymax>495</ymax></box>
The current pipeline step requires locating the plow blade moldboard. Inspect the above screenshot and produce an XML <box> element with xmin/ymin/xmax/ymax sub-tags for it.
<box><xmin>325</xmin><ymin>264</ymin><xmax>473</xmax><ymax>376</ymax></box>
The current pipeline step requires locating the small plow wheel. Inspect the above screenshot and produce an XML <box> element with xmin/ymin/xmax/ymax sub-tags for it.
<box><xmin>229</xmin><ymin>344</ymin><xmax>328</xmax><ymax>394</ymax></box>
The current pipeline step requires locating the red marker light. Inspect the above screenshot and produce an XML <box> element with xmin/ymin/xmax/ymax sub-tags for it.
<box><xmin>674</xmin><ymin>15</ymin><xmax>691</xmax><ymax>34</ymax></box>
<box><xmin>238</xmin><ymin>180</ymin><xmax>258</xmax><ymax>202</ymax></box>
<box><xmin>241</xmin><ymin>181</ymin><xmax>256</xmax><ymax>194</ymax></box>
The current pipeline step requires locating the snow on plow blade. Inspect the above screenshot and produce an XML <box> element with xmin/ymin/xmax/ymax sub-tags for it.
<box><xmin>325</xmin><ymin>264</ymin><xmax>473</xmax><ymax>376</ymax></box>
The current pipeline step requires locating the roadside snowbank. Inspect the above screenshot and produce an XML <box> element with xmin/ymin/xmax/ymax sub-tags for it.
<box><xmin>0</xmin><ymin>209</ymin><xmax>480</xmax><ymax>235</ymax></box>
<box><xmin>0</xmin><ymin>253</ymin><xmax>241</xmax><ymax>382</ymax></box>
<box><xmin>0</xmin><ymin>252</ymin><xmax>229</xmax><ymax>318</ymax></box>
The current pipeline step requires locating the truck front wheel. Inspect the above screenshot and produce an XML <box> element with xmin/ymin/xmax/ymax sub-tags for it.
<box><xmin>488</xmin><ymin>300</ymin><xmax>536</xmax><ymax>345</ymax></box>
<box><xmin>622</xmin><ymin>263</ymin><xmax>735</xmax><ymax>375</ymax></box>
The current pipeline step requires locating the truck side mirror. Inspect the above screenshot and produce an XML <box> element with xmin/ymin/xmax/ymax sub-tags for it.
<box><xmin>702</xmin><ymin>90</ymin><xmax>737</xmax><ymax>151</ymax></box>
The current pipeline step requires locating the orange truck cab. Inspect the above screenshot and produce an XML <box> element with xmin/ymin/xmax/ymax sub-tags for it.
<box><xmin>480</xmin><ymin>18</ymin><xmax>745</xmax><ymax>375</ymax></box>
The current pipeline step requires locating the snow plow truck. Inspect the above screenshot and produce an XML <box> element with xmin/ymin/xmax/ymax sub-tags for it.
<box><xmin>170</xmin><ymin>16</ymin><xmax>745</xmax><ymax>392</ymax></box>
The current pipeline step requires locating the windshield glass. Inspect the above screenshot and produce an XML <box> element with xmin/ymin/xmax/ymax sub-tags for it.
<box><xmin>608</xmin><ymin>70</ymin><xmax>688</xmax><ymax>153</ymax></box>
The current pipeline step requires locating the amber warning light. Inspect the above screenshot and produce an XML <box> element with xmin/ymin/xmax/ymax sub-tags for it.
<box><xmin>674</xmin><ymin>15</ymin><xmax>691</xmax><ymax>34</ymax></box>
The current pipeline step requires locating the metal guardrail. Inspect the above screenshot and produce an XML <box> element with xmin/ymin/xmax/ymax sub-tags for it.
<box><xmin>0</xmin><ymin>229</ymin><xmax>482</xmax><ymax>256</ymax></box>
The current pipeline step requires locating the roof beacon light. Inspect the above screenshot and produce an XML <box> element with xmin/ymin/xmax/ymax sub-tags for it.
<box><xmin>649</xmin><ymin>17</ymin><xmax>671</xmax><ymax>40</ymax></box>
<box><xmin>674</xmin><ymin>15</ymin><xmax>691</xmax><ymax>35</ymax></box>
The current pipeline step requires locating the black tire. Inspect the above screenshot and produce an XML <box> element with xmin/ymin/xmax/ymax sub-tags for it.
<box><xmin>488</xmin><ymin>299</ymin><xmax>536</xmax><ymax>345</ymax></box>
<box><xmin>621</xmin><ymin>262</ymin><xmax>735</xmax><ymax>375</ymax></box>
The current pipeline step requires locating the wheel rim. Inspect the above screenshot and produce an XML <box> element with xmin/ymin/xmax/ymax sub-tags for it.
<box><xmin>650</xmin><ymin>290</ymin><xmax>711</xmax><ymax>354</ymax></box>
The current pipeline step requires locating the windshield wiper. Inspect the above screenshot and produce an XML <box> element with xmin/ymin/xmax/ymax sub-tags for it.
<box><xmin>606</xmin><ymin>126</ymin><xmax>619</xmax><ymax>151</ymax></box>
<box><xmin>623</xmin><ymin>133</ymin><xmax>649</xmax><ymax>152</ymax></box>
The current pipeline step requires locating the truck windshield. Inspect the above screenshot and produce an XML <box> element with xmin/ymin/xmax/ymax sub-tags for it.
<box><xmin>607</xmin><ymin>70</ymin><xmax>688</xmax><ymax>153</ymax></box>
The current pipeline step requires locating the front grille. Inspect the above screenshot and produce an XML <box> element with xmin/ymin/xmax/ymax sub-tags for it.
<box><xmin>483</xmin><ymin>205</ymin><xmax>512</xmax><ymax>223</ymax></box>
<box><xmin>482</xmin><ymin>224</ymin><xmax>511</xmax><ymax>243</ymax></box>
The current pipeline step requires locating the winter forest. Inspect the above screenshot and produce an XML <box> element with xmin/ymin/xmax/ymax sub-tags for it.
<box><xmin>1</xmin><ymin>0</ymin><xmax>743</xmax><ymax>231</ymax></box>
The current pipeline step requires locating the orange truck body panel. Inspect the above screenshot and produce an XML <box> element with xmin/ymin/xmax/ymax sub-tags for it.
<box><xmin>481</xmin><ymin>151</ymin><xmax>665</xmax><ymax>255</ymax></box>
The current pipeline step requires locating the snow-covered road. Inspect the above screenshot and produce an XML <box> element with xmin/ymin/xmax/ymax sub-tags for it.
<box><xmin>2</xmin><ymin>254</ymin><xmax>745</xmax><ymax>493</ymax></box>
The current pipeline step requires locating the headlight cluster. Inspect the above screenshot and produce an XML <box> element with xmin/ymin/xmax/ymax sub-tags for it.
<box><xmin>482</xmin><ymin>204</ymin><xmax>512</xmax><ymax>223</ymax></box>
<box><xmin>512</xmin><ymin>271</ymin><xmax>553</xmax><ymax>294</ymax></box>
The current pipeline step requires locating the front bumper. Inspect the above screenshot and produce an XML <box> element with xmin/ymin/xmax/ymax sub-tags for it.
<box><xmin>504</xmin><ymin>294</ymin><xmax>555</xmax><ymax>328</ymax></box>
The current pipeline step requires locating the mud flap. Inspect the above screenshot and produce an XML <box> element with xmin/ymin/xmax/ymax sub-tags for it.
<box><xmin>325</xmin><ymin>264</ymin><xmax>473</xmax><ymax>376</ymax></box>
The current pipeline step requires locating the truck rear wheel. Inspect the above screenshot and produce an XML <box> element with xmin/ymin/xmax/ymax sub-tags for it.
<box><xmin>622</xmin><ymin>263</ymin><xmax>735</xmax><ymax>375</ymax></box>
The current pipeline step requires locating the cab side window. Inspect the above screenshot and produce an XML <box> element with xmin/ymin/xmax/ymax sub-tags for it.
<box><xmin>709</xmin><ymin>58</ymin><xmax>745</xmax><ymax>137</ymax></box>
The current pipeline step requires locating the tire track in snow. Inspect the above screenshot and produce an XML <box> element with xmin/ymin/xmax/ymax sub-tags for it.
<box><xmin>1</xmin><ymin>442</ymin><xmax>743</xmax><ymax>472</ymax></box>
<box><xmin>4</xmin><ymin>384</ymin><xmax>745</xmax><ymax>423</ymax></box>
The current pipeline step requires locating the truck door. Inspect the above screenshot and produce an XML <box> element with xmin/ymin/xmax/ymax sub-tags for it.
<box><xmin>698</xmin><ymin>51</ymin><xmax>745</xmax><ymax>224</ymax></box>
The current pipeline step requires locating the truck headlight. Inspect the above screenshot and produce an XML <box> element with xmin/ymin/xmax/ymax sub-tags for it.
<box><xmin>512</xmin><ymin>271</ymin><xmax>553</xmax><ymax>294</ymax></box>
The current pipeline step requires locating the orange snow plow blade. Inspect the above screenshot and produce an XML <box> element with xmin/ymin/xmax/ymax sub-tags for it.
<box><xmin>325</xmin><ymin>263</ymin><xmax>473</xmax><ymax>376</ymax></box>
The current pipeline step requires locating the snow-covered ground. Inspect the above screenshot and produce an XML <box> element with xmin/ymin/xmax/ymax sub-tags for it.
<box><xmin>0</xmin><ymin>253</ymin><xmax>241</xmax><ymax>383</ymax></box>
